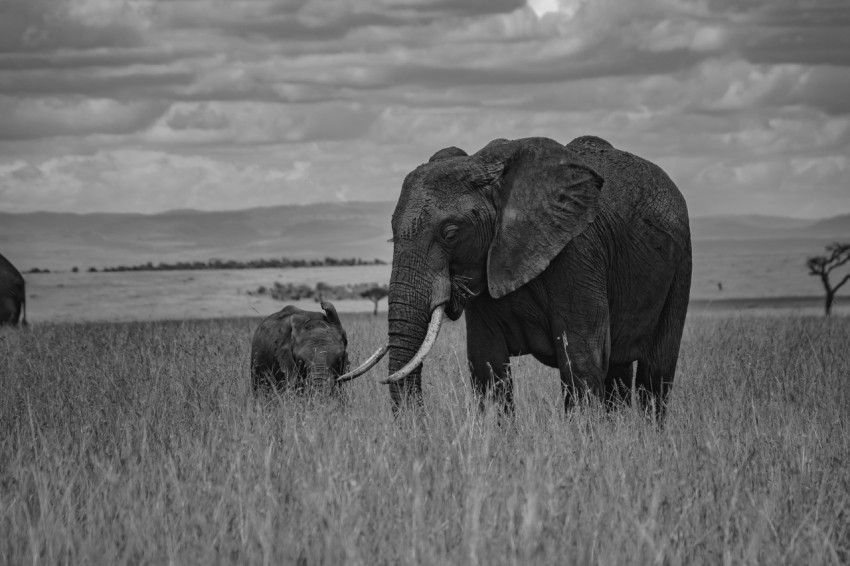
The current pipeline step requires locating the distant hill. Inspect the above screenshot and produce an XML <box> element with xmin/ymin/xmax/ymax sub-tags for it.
<box><xmin>0</xmin><ymin>201</ymin><xmax>396</xmax><ymax>272</ymax></box>
<box><xmin>807</xmin><ymin>214</ymin><xmax>850</xmax><ymax>238</ymax></box>
<box><xmin>1</xmin><ymin>204</ymin><xmax>848</xmax><ymax>285</ymax></box>
<box><xmin>690</xmin><ymin>214</ymin><xmax>850</xmax><ymax>241</ymax></box>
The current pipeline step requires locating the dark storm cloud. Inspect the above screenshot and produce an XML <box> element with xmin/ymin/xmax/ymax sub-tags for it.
<box><xmin>708</xmin><ymin>0</ymin><xmax>850</xmax><ymax>66</ymax></box>
<box><xmin>268</xmin><ymin>0</ymin><xmax>527</xmax><ymax>19</ymax></box>
<box><xmin>389</xmin><ymin>49</ymin><xmax>704</xmax><ymax>89</ymax></box>
<box><xmin>163</xmin><ymin>8</ymin><xmax>404</xmax><ymax>42</ymax></box>
<box><xmin>385</xmin><ymin>0</ymin><xmax>526</xmax><ymax>17</ymax></box>
<box><xmin>0</xmin><ymin>47</ymin><xmax>205</xmax><ymax>71</ymax></box>
<box><xmin>760</xmin><ymin>66</ymin><xmax>850</xmax><ymax>115</ymax></box>
<box><xmin>0</xmin><ymin>98</ymin><xmax>168</xmax><ymax>140</ymax></box>
<box><xmin>157</xmin><ymin>0</ymin><xmax>524</xmax><ymax>42</ymax></box>
<box><xmin>740</xmin><ymin>1</ymin><xmax>850</xmax><ymax>27</ymax></box>
<box><xmin>742</xmin><ymin>28</ymin><xmax>850</xmax><ymax>67</ymax></box>
<box><xmin>0</xmin><ymin>0</ymin><xmax>147</xmax><ymax>53</ymax></box>
<box><xmin>0</xmin><ymin>68</ymin><xmax>196</xmax><ymax>98</ymax></box>
<box><xmin>166</xmin><ymin>104</ymin><xmax>230</xmax><ymax>131</ymax></box>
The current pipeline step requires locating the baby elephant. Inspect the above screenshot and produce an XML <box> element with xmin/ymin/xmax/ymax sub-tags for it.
<box><xmin>251</xmin><ymin>301</ymin><xmax>350</xmax><ymax>395</ymax></box>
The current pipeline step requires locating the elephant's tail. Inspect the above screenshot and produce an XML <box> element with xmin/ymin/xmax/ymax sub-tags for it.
<box><xmin>20</xmin><ymin>294</ymin><xmax>27</xmax><ymax>326</ymax></box>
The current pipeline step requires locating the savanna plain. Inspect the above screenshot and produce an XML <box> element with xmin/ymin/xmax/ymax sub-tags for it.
<box><xmin>1</xmin><ymin>311</ymin><xmax>848</xmax><ymax>565</ymax></box>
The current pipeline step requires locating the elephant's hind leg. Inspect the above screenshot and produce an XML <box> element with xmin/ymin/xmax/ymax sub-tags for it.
<box><xmin>0</xmin><ymin>297</ymin><xmax>19</xmax><ymax>325</ymax></box>
<box><xmin>636</xmin><ymin>257</ymin><xmax>691</xmax><ymax>422</ymax></box>
<box><xmin>555</xmin><ymin>327</ymin><xmax>609</xmax><ymax>414</ymax></box>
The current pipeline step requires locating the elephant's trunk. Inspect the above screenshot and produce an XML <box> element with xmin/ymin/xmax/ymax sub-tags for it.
<box><xmin>386</xmin><ymin>299</ymin><xmax>428</xmax><ymax>408</ymax></box>
<box><xmin>309</xmin><ymin>366</ymin><xmax>337</xmax><ymax>394</ymax></box>
<box><xmin>381</xmin><ymin>307</ymin><xmax>443</xmax><ymax>385</ymax></box>
<box><xmin>385</xmin><ymin>258</ymin><xmax>449</xmax><ymax>409</ymax></box>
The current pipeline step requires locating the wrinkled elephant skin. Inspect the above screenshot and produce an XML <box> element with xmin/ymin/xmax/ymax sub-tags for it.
<box><xmin>0</xmin><ymin>252</ymin><xmax>26</xmax><ymax>327</ymax></box>
<box><xmin>250</xmin><ymin>301</ymin><xmax>349</xmax><ymax>396</ymax></box>
<box><xmin>383</xmin><ymin>135</ymin><xmax>692</xmax><ymax>421</ymax></box>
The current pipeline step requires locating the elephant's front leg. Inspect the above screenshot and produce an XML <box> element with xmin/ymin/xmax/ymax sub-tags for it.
<box><xmin>554</xmin><ymin>324</ymin><xmax>609</xmax><ymax>413</ymax></box>
<box><xmin>465</xmin><ymin>310</ymin><xmax>513</xmax><ymax>414</ymax></box>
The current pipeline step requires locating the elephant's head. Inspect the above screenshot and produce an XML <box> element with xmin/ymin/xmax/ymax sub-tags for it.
<box><xmin>289</xmin><ymin>301</ymin><xmax>350</xmax><ymax>392</ymax></box>
<box><xmin>341</xmin><ymin>137</ymin><xmax>603</xmax><ymax>406</ymax></box>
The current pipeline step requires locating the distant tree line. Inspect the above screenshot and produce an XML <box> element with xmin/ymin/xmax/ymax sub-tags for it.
<box><xmin>93</xmin><ymin>256</ymin><xmax>387</xmax><ymax>273</ymax></box>
<box><xmin>249</xmin><ymin>281</ymin><xmax>389</xmax><ymax>311</ymax></box>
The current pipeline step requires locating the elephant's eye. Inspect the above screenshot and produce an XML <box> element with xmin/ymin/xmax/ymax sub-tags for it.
<box><xmin>441</xmin><ymin>223</ymin><xmax>459</xmax><ymax>244</ymax></box>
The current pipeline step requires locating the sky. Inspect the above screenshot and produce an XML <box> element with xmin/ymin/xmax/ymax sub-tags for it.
<box><xmin>0</xmin><ymin>0</ymin><xmax>849</xmax><ymax>218</ymax></box>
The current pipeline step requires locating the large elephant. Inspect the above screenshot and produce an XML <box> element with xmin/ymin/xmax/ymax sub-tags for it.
<box><xmin>0</xmin><ymin>252</ymin><xmax>27</xmax><ymax>326</ymax></box>
<box><xmin>251</xmin><ymin>301</ymin><xmax>351</xmax><ymax>395</ymax></box>
<box><xmin>344</xmin><ymin>135</ymin><xmax>691</xmax><ymax>420</ymax></box>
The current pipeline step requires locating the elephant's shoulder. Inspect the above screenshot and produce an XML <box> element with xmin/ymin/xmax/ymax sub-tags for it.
<box><xmin>566</xmin><ymin>135</ymin><xmax>615</xmax><ymax>153</ymax></box>
<box><xmin>265</xmin><ymin>305</ymin><xmax>303</xmax><ymax>321</ymax></box>
<box><xmin>255</xmin><ymin>307</ymin><xmax>301</xmax><ymax>338</ymax></box>
<box><xmin>279</xmin><ymin>304</ymin><xmax>304</xmax><ymax>315</ymax></box>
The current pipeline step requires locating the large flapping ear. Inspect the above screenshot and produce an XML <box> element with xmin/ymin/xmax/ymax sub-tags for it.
<box><xmin>481</xmin><ymin>138</ymin><xmax>604</xmax><ymax>298</ymax></box>
<box><xmin>320</xmin><ymin>301</ymin><xmax>343</xmax><ymax>328</ymax></box>
<box><xmin>269</xmin><ymin>311</ymin><xmax>298</xmax><ymax>378</ymax></box>
<box><xmin>429</xmin><ymin>146</ymin><xmax>467</xmax><ymax>162</ymax></box>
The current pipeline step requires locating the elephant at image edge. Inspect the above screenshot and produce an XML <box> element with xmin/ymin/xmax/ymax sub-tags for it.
<box><xmin>251</xmin><ymin>301</ymin><xmax>350</xmax><ymax>395</ymax></box>
<box><xmin>0</xmin><ymin>252</ymin><xmax>27</xmax><ymax>326</ymax></box>
<box><xmin>347</xmin><ymin>135</ymin><xmax>691</xmax><ymax>420</ymax></box>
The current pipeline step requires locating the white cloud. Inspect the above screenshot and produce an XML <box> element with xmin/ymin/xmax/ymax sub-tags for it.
<box><xmin>527</xmin><ymin>0</ymin><xmax>559</xmax><ymax>17</ymax></box>
<box><xmin>143</xmin><ymin>101</ymin><xmax>379</xmax><ymax>146</ymax></box>
<box><xmin>0</xmin><ymin>150</ymin><xmax>321</xmax><ymax>213</ymax></box>
<box><xmin>0</xmin><ymin>0</ymin><xmax>846</xmax><ymax>218</ymax></box>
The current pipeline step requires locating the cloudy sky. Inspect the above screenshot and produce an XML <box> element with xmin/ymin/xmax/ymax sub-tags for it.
<box><xmin>0</xmin><ymin>0</ymin><xmax>848</xmax><ymax>218</ymax></box>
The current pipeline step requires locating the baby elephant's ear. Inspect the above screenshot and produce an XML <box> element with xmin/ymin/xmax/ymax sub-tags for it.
<box><xmin>321</xmin><ymin>301</ymin><xmax>342</xmax><ymax>327</ymax></box>
<box><xmin>429</xmin><ymin>146</ymin><xmax>467</xmax><ymax>162</ymax></box>
<box><xmin>483</xmin><ymin>138</ymin><xmax>604</xmax><ymax>299</ymax></box>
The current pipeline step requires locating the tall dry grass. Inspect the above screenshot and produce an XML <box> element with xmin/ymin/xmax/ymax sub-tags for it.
<box><xmin>1</xmin><ymin>312</ymin><xmax>848</xmax><ymax>565</ymax></box>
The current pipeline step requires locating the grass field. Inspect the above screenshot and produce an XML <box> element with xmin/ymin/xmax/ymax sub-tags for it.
<box><xmin>1</xmin><ymin>312</ymin><xmax>848</xmax><ymax>565</ymax></box>
<box><xmin>20</xmin><ymin>253</ymin><xmax>847</xmax><ymax>324</ymax></box>
<box><xmin>23</xmin><ymin>266</ymin><xmax>393</xmax><ymax>323</ymax></box>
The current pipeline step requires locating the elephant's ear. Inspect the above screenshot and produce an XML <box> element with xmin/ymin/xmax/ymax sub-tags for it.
<box><xmin>484</xmin><ymin>138</ymin><xmax>604</xmax><ymax>298</ymax></box>
<box><xmin>272</xmin><ymin>311</ymin><xmax>299</xmax><ymax>377</ymax></box>
<box><xmin>429</xmin><ymin>146</ymin><xmax>467</xmax><ymax>162</ymax></box>
<box><xmin>320</xmin><ymin>301</ymin><xmax>342</xmax><ymax>328</ymax></box>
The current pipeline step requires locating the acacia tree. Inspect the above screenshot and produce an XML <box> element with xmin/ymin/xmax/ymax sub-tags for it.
<box><xmin>806</xmin><ymin>242</ymin><xmax>850</xmax><ymax>316</ymax></box>
<box><xmin>361</xmin><ymin>286</ymin><xmax>389</xmax><ymax>316</ymax></box>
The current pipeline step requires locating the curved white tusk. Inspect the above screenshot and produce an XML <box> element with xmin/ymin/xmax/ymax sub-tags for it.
<box><xmin>336</xmin><ymin>344</ymin><xmax>389</xmax><ymax>383</ymax></box>
<box><xmin>380</xmin><ymin>306</ymin><xmax>445</xmax><ymax>385</ymax></box>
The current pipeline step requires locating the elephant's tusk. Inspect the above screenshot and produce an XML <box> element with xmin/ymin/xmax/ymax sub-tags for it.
<box><xmin>381</xmin><ymin>306</ymin><xmax>445</xmax><ymax>385</ymax></box>
<box><xmin>336</xmin><ymin>344</ymin><xmax>389</xmax><ymax>383</ymax></box>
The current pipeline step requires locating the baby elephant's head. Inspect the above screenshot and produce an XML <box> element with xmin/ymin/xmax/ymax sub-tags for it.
<box><xmin>291</xmin><ymin>301</ymin><xmax>349</xmax><ymax>390</ymax></box>
<box><xmin>250</xmin><ymin>301</ymin><xmax>350</xmax><ymax>396</ymax></box>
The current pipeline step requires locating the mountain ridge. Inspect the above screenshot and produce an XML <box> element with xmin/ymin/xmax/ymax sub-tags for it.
<box><xmin>1</xmin><ymin>202</ymin><xmax>848</xmax><ymax>272</ymax></box>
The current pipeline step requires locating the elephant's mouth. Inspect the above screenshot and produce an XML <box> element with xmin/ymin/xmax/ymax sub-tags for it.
<box><xmin>446</xmin><ymin>275</ymin><xmax>478</xmax><ymax>320</ymax></box>
<box><xmin>445</xmin><ymin>301</ymin><xmax>464</xmax><ymax>321</ymax></box>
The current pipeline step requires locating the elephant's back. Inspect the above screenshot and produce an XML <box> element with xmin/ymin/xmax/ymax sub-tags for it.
<box><xmin>566</xmin><ymin>137</ymin><xmax>690</xmax><ymax>249</ymax></box>
<box><xmin>0</xmin><ymin>253</ymin><xmax>25</xmax><ymax>284</ymax></box>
